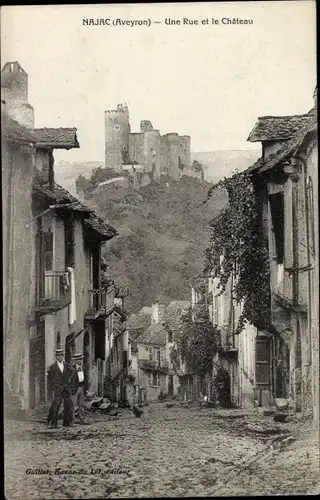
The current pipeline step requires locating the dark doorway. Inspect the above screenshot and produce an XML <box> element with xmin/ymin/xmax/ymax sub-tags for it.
<box><xmin>276</xmin><ymin>338</ymin><xmax>290</xmax><ymax>399</ymax></box>
<box><xmin>83</xmin><ymin>330</ymin><xmax>90</xmax><ymax>392</ymax></box>
<box><xmin>168</xmin><ymin>375</ymin><xmax>174</xmax><ymax>396</ymax></box>
<box><xmin>30</xmin><ymin>319</ymin><xmax>46</xmax><ymax>409</ymax></box>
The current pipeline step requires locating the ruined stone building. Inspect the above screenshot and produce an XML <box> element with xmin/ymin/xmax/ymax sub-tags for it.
<box><xmin>104</xmin><ymin>103</ymin><xmax>203</xmax><ymax>188</ymax></box>
<box><xmin>246</xmin><ymin>86</ymin><xmax>318</xmax><ymax>422</ymax></box>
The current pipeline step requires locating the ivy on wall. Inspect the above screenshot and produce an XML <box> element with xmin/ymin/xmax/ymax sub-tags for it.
<box><xmin>203</xmin><ymin>171</ymin><xmax>271</xmax><ymax>334</ymax></box>
<box><xmin>169</xmin><ymin>306</ymin><xmax>220</xmax><ymax>376</ymax></box>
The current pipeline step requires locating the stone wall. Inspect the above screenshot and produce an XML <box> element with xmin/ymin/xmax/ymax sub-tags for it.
<box><xmin>129</xmin><ymin>133</ymin><xmax>144</xmax><ymax>164</ymax></box>
<box><xmin>3</xmin><ymin>136</ymin><xmax>35</xmax><ymax>410</ymax></box>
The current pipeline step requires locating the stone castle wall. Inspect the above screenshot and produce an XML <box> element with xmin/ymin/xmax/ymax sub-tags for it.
<box><xmin>105</xmin><ymin>103</ymin><xmax>202</xmax><ymax>184</ymax></box>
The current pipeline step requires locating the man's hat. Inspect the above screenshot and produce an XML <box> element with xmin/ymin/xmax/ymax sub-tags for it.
<box><xmin>56</xmin><ymin>348</ymin><xmax>64</xmax><ymax>355</ymax></box>
<box><xmin>73</xmin><ymin>353</ymin><xmax>83</xmax><ymax>361</ymax></box>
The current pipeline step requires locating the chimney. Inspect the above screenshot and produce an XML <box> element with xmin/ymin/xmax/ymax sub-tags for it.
<box><xmin>1</xmin><ymin>61</ymin><xmax>35</xmax><ymax>128</ymax></box>
<box><xmin>151</xmin><ymin>301</ymin><xmax>165</xmax><ymax>325</ymax></box>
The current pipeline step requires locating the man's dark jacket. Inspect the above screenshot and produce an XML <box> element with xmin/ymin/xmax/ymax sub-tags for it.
<box><xmin>47</xmin><ymin>361</ymin><xmax>75</xmax><ymax>397</ymax></box>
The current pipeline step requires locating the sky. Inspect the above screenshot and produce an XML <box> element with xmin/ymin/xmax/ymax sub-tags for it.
<box><xmin>1</xmin><ymin>2</ymin><xmax>317</xmax><ymax>163</ymax></box>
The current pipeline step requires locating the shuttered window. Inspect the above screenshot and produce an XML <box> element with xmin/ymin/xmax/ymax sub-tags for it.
<box><xmin>269</xmin><ymin>193</ymin><xmax>284</xmax><ymax>264</ymax></box>
<box><xmin>255</xmin><ymin>336</ymin><xmax>271</xmax><ymax>386</ymax></box>
<box><xmin>44</xmin><ymin>231</ymin><xmax>53</xmax><ymax>271</ymax></box>
<box><xmin>307</xmin><ymin>177</ymin><xmax>315</xmax><ymax>258</ymax></box>
<box><xmin>64</xmin><ymin>216</ymin><xmax>75</xmax><ymax>268</ymax></box>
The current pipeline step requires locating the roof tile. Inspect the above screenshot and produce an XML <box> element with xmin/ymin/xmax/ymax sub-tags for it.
<box><xmin>33</xmin><ymin>173</ymin><xmax>117</xmax><ymax>239</ymax></box>
<box><xmin>247</xmin><ymin>114</ymin><xmax>315</xmax><ymax>142</ymax></box>
<box><xmin>138</xmin><ymin>323</ymin><xmax>167</xmax><ymax>346</ymax></box>
<box><xmin>33</xmin><ymin>127</ymin><xmax>79</xmax><ymax>149</ymax></box>
<box><xmin>246</xmin><ymin>115</ymin><xmax>317</xmax><ymax>175</ymax></box>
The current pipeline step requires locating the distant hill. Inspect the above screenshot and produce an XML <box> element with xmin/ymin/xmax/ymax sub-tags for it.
<box><xmin>191</xmin><ymin>149</ymin><xmax>261</xmax><ymax>183</ymax></box>
<box><xmin>54</xmin><ymin>161</ymin><xmax>103</xmax><ymax>196</ymax></box>
<box><xmin>53</xmin><ymin>152</ymin><xmax>259</xmax><ymax>313</ymax></box>
<box><xmin>77</xmin><ymin>173</ymin><xmax>227</xmax><ymax>314</ymax></box>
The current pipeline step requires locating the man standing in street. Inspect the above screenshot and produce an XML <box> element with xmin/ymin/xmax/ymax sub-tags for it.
<box><xmin>47</xmin><ymin>348</ymin><xmax>74</xmax><ymax>428</ymax></box>
<box><xmin>71</xmin><ymin>352</ymin><xmax>89</xmax><ymax>425</ymax></box>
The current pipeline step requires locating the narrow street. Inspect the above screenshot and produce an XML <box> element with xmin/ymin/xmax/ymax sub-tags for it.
<box><xmin>4</xmin><ymin>404</ymin><xmax>319</xmax><ymax>498</ymax></box>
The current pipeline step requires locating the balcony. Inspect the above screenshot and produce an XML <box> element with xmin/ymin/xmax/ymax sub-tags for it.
<box><xmin>85</xmin><ymin>285</ymin><xmax>115</xmax><ymax>320</ymax></box>
<box><xmin>138</xmin><ymin>359</ymin><xmax>169</xmax><ymax>373</ymax></box>
<box><xmin>35</xmin><ymin>271</ymin><xmax>71</xmax><ymax>314</ymax></box>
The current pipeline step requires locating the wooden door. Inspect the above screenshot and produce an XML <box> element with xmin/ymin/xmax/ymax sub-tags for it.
<box><xmin>255</xmin><ymin>335</ymin><xmax>271</xmax><ymax>404</ymax></box>
<box><xmin>30</xmin><ymin>319</ymin><xmax>46</xmax><ymax>409</ymax></box>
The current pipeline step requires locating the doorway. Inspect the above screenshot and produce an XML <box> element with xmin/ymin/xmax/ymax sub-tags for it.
<box><xmin>168</xmin><ymin>375</ymin><xmax>174</xmax><ymax>396</ymax></box>
<box><xmin>30</xmin><ymin>319</ymin><xmax>46</xmax><ymax>409</ymax></box>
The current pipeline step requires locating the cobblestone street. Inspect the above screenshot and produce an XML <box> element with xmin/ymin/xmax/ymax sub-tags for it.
<box><xmin>4</xmin><ymin>404</ymin><xmax>320</xmax><ymax>499</ymax></box>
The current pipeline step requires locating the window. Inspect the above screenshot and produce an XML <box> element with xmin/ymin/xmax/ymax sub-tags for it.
<box><xmin>64</xmin><ymin>216</ymin><xmax>75</xmax><ymax>268</ymax></box>
<box><xmin>149</xmin><ymin>347</ymin><xmax>153</xmax><ymax>361</ymax></box>
<box><xmin>168</xmin><ymin>331</ymin><xmax>173</xmax><ymax>343</ymax></box>
<box><xmin>269</xmin><ymin>193</ymin><xmax>284</xmax><ymax>264</ymax></box>
<box><xmin>148</xmin><ymin>372</ymin><xmax>160</xmax><ymax>386</ymax></box>
<box><xmin>156</xmin><ymin>349</ymin><xmax>161</xmax><ymax>365</ymax></box>
<box><xmin>56</xmin><ymin>332</ymin><xmax>61</xmax><ymax>350</ymax></box>
<box><xmin>44</xmin><ymin>231</ymin><xmax>53</xmax><ymax>271</ymax></box>
<box><xmin>307</xmin><ymin>177</ymin><xmax>315</xmax><ymax>258</ymax></box>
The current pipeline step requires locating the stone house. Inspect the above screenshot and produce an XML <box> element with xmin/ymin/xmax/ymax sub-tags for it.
<box><xmin>104</xmin><ymin>297</ymin><xmax>129</xmax><ymax>403</ymax></box>
<box><xmin>246</xmin><ymin>87</ymin><xmax>318</xmax><ymax>420</ymax></box>
<box><xmin>205</xmin><ymin>274</ymin><xmax>257</xmax><ymax>408</ymax></box>
<box><xmin>162</xmin><ymin>300</ymin><xmax>198</xmax><ymax>401</ymax></box>
<box><xmin>3</xmin><ymin>111</ymin><xmax>37</xmax><ymax>412</ymax></box>
<box><xmin>126</xmin><ymin>301</ymin><xmax>183</xmax><ymax>402</ymax></box>
<box><xmin>2</xmin><ymin>60</ymin><xmax>118</xmax><ymax>413</ymax></box>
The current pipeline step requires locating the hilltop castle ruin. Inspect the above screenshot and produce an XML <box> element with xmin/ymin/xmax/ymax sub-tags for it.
<box><xmin>104</xmin><ymin>103</ymin><xmax>203</xmax><ymax>186</ymax></box>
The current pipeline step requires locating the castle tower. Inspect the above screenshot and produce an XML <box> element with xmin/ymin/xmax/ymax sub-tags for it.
<box><xmin>179</xmin><ymin>135</ymin><xmax>191</xmax><ymax>167</ymax></box>
<box><xmin>140</xmin><ymin>120</ymin><xmax>153</xmax><ymax>133</ymax></box>
<box><xmin>143</xmin><ymin>130</ymin><xmax>161</xmax><ymax>181</ymax></box>
<box><xmin>1</xmin><ymin>61</ymin><xmax>35</xmax><ymax>127</ymax></box>
<box><xmin>166</xmin><ymin>133</ymin><xmax>180</xmax><ymax>179</ymax></box>
<box><xmin>105</xmin><ymin>103</ymin><xmax>130</xmax><ymax>172</ymax></box>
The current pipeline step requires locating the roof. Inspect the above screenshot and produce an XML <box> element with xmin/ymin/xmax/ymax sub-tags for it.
<box><xmin>2</xmin><ymin>112</ymin><xmax>36</xmax><ymax>145</ymax></box>
<box><xmin>138</xmin><ymin>323</ymin><xmax>167</xmax><ymax>346</ymax></box>
<box><xmin>33</xmin><ymin>127</ymin><xmax>79</xmax><ymax>149</ymax></box>
<box><xmin>246</xmin><ymin>115</ymin><xmax>317</xmax><ymax>176</ymax></box>
<box><xmin>84</xmin><ymin>213</ymin><xmax>117</xmax><ymax>240</ymax></box>
<box><xmin>247</xmin><ymin>114</ymin><xmax>315</xmax><ymax>142</ymax></box>
<box><xmin>127</xmin><ymin>311</ymin><xmax>152</xmax><ymax>331</ymax></box>
<box><xmin>2</xmin><ymin>61</ymin><xmax>27</xmax><ymax>74</ymax></box>
<box><xmin>33</xmin><ymin>172</ymin><xmax>117</xmax><ymax>240</ymax></box>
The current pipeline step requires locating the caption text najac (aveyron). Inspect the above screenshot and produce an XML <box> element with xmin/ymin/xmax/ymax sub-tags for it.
<box><xmin>82</xmin><ymin>18</ymin><xmax>254</xmax><ymax>28</ymax></box>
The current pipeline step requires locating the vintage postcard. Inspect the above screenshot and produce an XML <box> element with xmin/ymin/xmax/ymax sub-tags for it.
<box><xmin>2</xmin><ymin>1</ymin><xmax>318</xmax><ymax>499</ymax></box>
